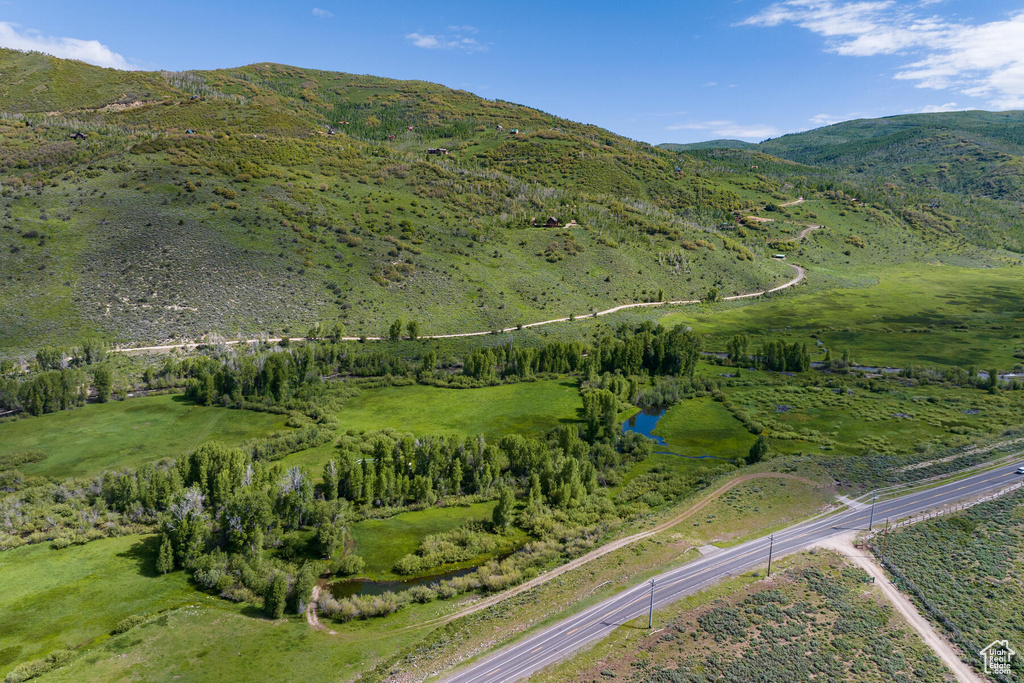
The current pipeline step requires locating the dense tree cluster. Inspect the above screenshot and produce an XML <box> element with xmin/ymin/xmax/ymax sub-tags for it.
<box><xmin>0</xmin><ymin>368</ymin><xmax>89</xmax><ymax>416</ymax></box>
<box><xmin>757</xmin><ymin>340</ymin><xmax>812</xmax><ymax>373</ymax></box>
<box><xmin>1</xmin><ymin>416</ymin><xmax>666</xmax><ymax>617</ymax></box>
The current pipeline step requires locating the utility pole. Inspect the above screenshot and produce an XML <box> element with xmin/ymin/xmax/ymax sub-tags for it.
<box><xmin>882</xmin><ymin>518</ymin><xmax>889</xmax><ymax>557</ymax></box>
<box><xmin>648</xmin><ymin>579</ymin><xmax>655</xmax><ymax>629</ymax></box>
<box><xmin>868</xmin><ymin>491</ymin><xmax>877</xmax><ymax>531</ymax></box>
<box><xmin>767</xmin><ymin>534</ymin><xmax>774</xmax><ymax>577</ymax></box>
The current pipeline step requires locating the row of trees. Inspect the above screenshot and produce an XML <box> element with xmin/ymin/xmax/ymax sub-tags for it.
<box><xmin>3</xmin><ymin>322</ymin><xmax>700</xmax><ymax>419</ymax></box>
<box><xmin>461</xmin><ymin>324</ymin><xmax>702</xmax><ymax>382</ymax></box>
<box><xmin>172</xmin><ymin>323</ymin><xmax>700</xmax><ymax>407</ymax></box>
<box><xmin>727</xmin><ymin>334</ymin><xmax>812</xmax><ymax>372</ymax></box>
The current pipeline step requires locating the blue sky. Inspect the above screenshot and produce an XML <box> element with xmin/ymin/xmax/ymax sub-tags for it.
<box><xmin>2</xmin><ymin>1</ymin><xmax>1023</xmax><ymax>144</ymax></box>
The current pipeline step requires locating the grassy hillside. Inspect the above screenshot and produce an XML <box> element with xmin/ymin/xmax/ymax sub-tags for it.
<box><xmin>1</xmin><ymin>49</ymin><xmax>1005</xmax><ymax>353</ymax></box>
<box><xmin>0</xmin><ymin>50</ymin><xmax>791</xmax><ymax>351</ymax></box>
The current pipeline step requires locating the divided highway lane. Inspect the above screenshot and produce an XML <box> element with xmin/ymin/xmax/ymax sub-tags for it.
<box><xmin>441</xmin><ymin>460</ymin><xmax>1024</xmax><ymax>683</ymax></box>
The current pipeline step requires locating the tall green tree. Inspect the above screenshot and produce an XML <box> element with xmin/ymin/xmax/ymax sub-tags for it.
<box><xmin>92</xmin><ymin>365</ymin><xmax>113</xmax><ymax>403</ymax></box>
<box><xmin>747</xmin><ymin>435</ymin><xmax>768</xmax><ymax>465</ymax></box>
<box><xmin>492</xmin><ymin>484</ymin><xmax>515</xmax><ymax>529</ymax></box>
<box><xmin>289</xmin><ymin>564</ymin><xmax>317</xmax><ymax>614</ymax></box>
<box><xmin>322</xmin><ymin>460</ymin><xmax>339</xmax><ymax>501</ymax></box>
<box><xmin>156</xmin><ymin>534</ymin><xmax>175</xmax><ymax>574</ymax></box>
<box><xmin>265</xmin><ymin>572</ymin><xmax>288</xmax><ymax>619</ymax></box>
<box><xmin>388</xmin><ymin>319</ymin><xmax>403</xmax><ymax>341</ymax></box>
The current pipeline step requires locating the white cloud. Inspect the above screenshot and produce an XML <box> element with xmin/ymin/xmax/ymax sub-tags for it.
<box><xmin>312</xmin><ymin>7</ymin><xmax>333</xmax><ymax>19</ymax></box>
<box><xmin>406</xmin><ymin>33</ymin><xmax>440</xmax><ymax>49</ymax></box>
<box><xmin>405</xmin><ymin>27</ymin><xmax>486</xmax><ymax>53</ymax></box>
<box><xmin>917</xmin><ymin>101</ymin><xmax>961</xmax><ymax>113</ymax></box>
<box><xmin>0</xmin><ymin>21</ymin><xmax>138</xmax><ymax>70</ymax></box>
<box><xmin>742</xmin><ymin>2</ymin><xmax>1024</xmax><ymax>109</ymax></box>
<box><xmin>809</xmin><ymin>111</ymin><xmax>863</xmax><ymax>125</ymax></box>
<box><xmin>666</xmin><ymin>120</ymin><xmax>782</xmax><ymax>140</ymax></box>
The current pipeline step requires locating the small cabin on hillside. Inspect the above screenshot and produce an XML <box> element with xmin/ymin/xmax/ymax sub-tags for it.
<box><xmin>773</xmin><ymin>254</ymin><xmax>786</xmax><ymax>260</ymax></box>
<box><xmin>70</xmin><ymin>132</ymin><xmax>87</xmax><ymax>140</ymax></box>
<box><xmin>531</xmin><ymin>217</ymin><xmax>562</xmax><ymax>227</ymax></box>
<box><xmin>427</xmin><ymin>147</ymin><xmax>449</xmax><ymax>155</ymax></box>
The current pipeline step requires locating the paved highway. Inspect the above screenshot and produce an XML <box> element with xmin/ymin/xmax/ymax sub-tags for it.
<box><xmin>441</xmin><ymin>460</ymin><xmax>1024</xmax><ymax>683</ymax></box>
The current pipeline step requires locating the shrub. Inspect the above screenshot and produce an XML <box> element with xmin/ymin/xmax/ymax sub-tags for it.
<box><xmin>0</xmin><ymin>450</ymin><xmax>46</xmax><ymax>470</ymax></box>
<box><xmin>4</xmin><ymin>649</ymin><xmax>75</xmax><ymax>683</ymax></box>
<box><xmin>111</xmin><ymin>614</ymin><xmax>147</xmax><ymax>635</ymax></box>
<box><xmin>335</xmin><ymin>554</ymin><xmax>365</xmax><ymax>576</ymax></box>
<box><xmin>407</xmin><ymin>585</ymin><xmax>437</xmax><ymax>603</ymax></box>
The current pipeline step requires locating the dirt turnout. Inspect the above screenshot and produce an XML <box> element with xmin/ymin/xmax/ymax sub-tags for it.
<box><xmin>816</xmin><ymin>532</ymin><xmax>983</xmax><ymax>683</ymax></box>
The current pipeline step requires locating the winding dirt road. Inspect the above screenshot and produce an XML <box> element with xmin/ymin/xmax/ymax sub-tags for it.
<box><xmin>796</xmin><ymin>224</ymin><xmax>821</xmax><ymax>240</ymax></box>
<box><xmin>115</xmin><ymin>263</ymin><xmax>806</xmax><ymax>354</ymax></box>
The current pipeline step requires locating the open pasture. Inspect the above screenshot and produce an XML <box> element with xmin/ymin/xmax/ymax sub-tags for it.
<box><xmin>334</xmin><ymin>379</ymin><xmax>583</xmax><ymax>440</ymax></box>
<box><xmin>662</xmin><ymin>264</ymin><xmax>1024</xmax><ymax>369</ymax></box>
<box><xmin>0</xmin><ymin>394</ymin><xmax>287</xmax><ymax>479</ymax></box>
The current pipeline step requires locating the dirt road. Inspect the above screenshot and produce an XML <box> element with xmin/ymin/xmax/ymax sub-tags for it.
<box><xmin>796</xmin><ymin>224</ymin><xmax>821</xmax><ymax>239</ymax></box>
<box><xmin>115</xmin><ymin>263</ymin><xmax>807</xmax><ymax>354</ymax></box>
<box><xmin>306</xmin><ymin>585</ymin><xmax>337</xmax><ymax>634</ymax></box>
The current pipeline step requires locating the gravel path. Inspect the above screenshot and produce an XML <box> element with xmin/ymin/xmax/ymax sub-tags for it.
<box><xmin>796</xmin><ymin>224</ymin><xmax>821</xmax><ymax>239</ymax></box>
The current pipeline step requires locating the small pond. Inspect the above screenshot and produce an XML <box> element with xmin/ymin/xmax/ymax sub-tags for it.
<box><xmin>621</xmin><ymin>406</ymin><xmax>737</xmax><ymax>464</ymax></box>
<box><xmin>329</xmin><ymin>565</ymin><xmax>477</xmax><ymax>599</ymax></box>
<box><xmin>621</xmin><ymin>406</ymin><xmax>667</xmax><ymax>444</ymax></box>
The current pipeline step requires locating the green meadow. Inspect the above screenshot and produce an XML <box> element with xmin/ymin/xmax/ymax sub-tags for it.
<box><xmin>0</xmin><ymin>527</ymin><xmax>464</xmax><ymax>682</ymax></box>
<box><xmin>334</xmin><ymin>379</ymin><xmax>583</xmax><ymax>439</ymax></box>
<box><xmin>653</xmin><ymin>397</ymin><xmax>755</xmax><ymax>463</ymax></box>
<box><xmin>0</xmin><ymin>394</ymin><xmax>287</xmax><ymax>478</ymax></box>
<box><xmin>728</xmin><ymin>380</ymin><xmax>1023</xmax><ymax>457</ymax></box>
<box><xmin>662</xmin><ymin>264</ymin><xmax>1024</xmax><ymax>369</ymax></box>
<box><xmin>349</xmin><ymin>501</ymin><xmax>498</xmax><ymax>578</ymax></box>
<box><xmin>0</xmin><ymin>535</ymin><xmax>197</xmax><ymax>677</ymax></box>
